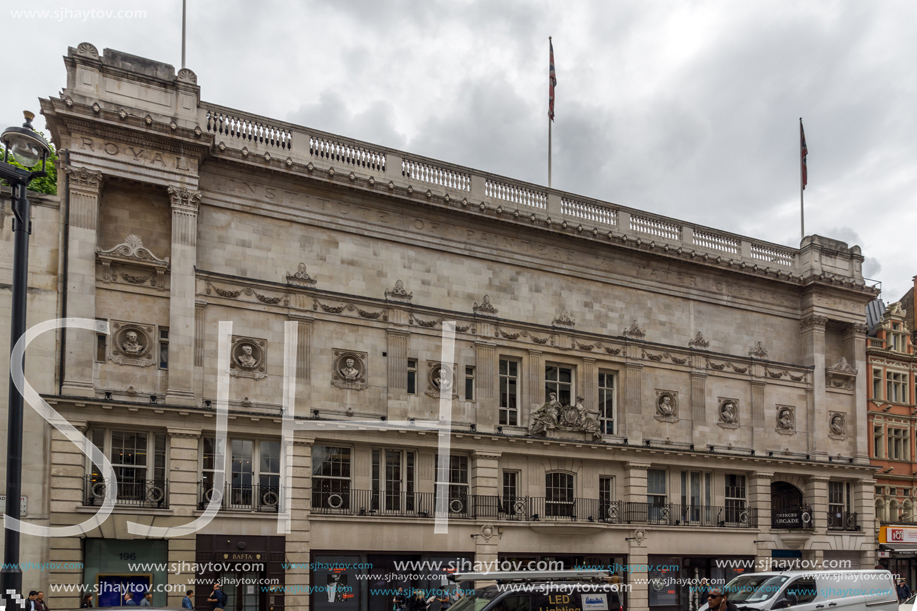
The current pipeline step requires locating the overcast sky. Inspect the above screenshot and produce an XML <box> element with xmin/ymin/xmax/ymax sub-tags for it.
<box><xmin>5</xmin><ymin>0</ymin><xmax>915</xmax><ymax>301</ymax></box>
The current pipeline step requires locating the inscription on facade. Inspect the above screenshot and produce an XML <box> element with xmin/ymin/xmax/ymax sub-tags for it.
<box><xmin>76</xmin><ymin>136</ymin><xmax>192</xmax><ymax>171</ymax></box>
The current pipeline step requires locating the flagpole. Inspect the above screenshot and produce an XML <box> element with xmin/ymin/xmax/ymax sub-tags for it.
<box><xmin>800</xmin><ymin>117</ymin><xmax>804</xmax><ymax>242</ymax></box>
<box><xmin>181</xmin><ymin>0</ymin><xmax>187</xmax><ymax>69</ymax></box>
<box><xmin>548</xmin><ymin>36</ymin><xmax>553</xmax><ymax>189</ymax></box>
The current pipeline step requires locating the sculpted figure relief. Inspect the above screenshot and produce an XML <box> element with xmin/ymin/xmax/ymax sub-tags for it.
<box><xmin>777</xmin><ymin>407</ymin><xmax>795</xmax><ymax>431</ymax></box>
<box><xmin>122</xmin><ymin>331</ymin><xmax>144</xmax><ymax>355</ymax></box>
<box><xmin>657</xmin><ymin>394</ymin><xmax>675</xmax><ymax>417</ymax></box>
<box><xmin>237</xmin><ymin>344</ymin><xmax>257</xmax><ymax>369</ymax></box>
<box><xmin>720</xmin><ymin>401</ymin><xmax>737</xmax><ymax>424</ymax></box>
<box><xmin>830</xmin><ymin>413</ymin><xmax>845</xmax><ymax>436</ymax></box>
<box><xmin>340</xmin><ymin>357</ymin><xmax>360</xmax><ymax>380</ymax></box>
<box><xmin>434</xmin><ymin>367</ymin><xmax>453</xmax><ymax>391</ymax></box>
<box><xmin>530</xmin><ymin>392</ymin><xmax>561</xmax><ymax>436</ymax></box>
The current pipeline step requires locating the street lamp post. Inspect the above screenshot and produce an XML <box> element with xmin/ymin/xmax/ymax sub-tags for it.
<box><xmin>0</xmin><ymin>111</ymin><xmax>52</xmax><ymax>609</ymax></box>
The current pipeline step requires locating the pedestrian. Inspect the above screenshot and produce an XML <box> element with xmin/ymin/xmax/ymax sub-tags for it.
<box><xmin>897</xmin><ymin>579</ymin><xmax>911</xmax><ymax>602</ymax></box>
<box><xmin>207</xmin><ymin>583</ymin><xmax>226</xmax><ymax>611</ymax></box>
<box><xmin>140</xmin><ymin>592</ymin><xmax>153</xmax><ymax>607</ymax></box>
<box><xmin>706</xmin><ymin>588</ymin><xmax>738</xmax><ymax>611</ymax></box>
<box><xmin>124</xmin><ymin>592</ymin><xmax>137</xmax><ymax>606</ymax></box>
<box><xmin>183</xmin><ymin>589</ymin><xmax>195</xmax><ymax>610</ymax></box>
<box><xmin>36</xmin><ymin>591</ymin><xmax>49</xmax><ymax>611</ymax></box>
<box><xmin>437</xmin><ymin>588</ymin><xmax>455</xmax><ymax>611</ymax></box>
<box><xmin>26</xmin><ymin>592</ymin><xmax>39</xmax><ymax>611</ymax></box>
<box><xmin>393</xmin><ymin>587</ymin><xmax>408</xmax><ymax>611</ymax></box>
<box><xmin>697</xmin><ymin>578</ymin><xmax>710</xmax><ymax>608</ymax></box>
<box><xmin>80</xmin><ymin>594</ymin><xmax>93</xmax><ymax>609</ymax></box>
<box><xmin>407</xmin><ymin>589</ymin><xmax>429</xmax><ymax>611</ymax></box>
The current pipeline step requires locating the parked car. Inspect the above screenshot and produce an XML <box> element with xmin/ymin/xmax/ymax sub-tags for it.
<box><xmin>696</xmin><ymin>570</ymin><xmax>896</xmax><ymax>611</ymax></box>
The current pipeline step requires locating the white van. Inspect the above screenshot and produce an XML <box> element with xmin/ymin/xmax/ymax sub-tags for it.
<box><xmin>698</xmin><ymin>570</ymin><xmax>897</xmax><ymax>611</ymax></box>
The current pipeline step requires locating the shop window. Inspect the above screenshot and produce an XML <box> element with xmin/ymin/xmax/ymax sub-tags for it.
<box><xmin>598</xmin><ymin>371</ymin><xmax>615</xmax><ymax>435</ymax></box>
<box><xmin>312</xmin><ymin>446</ymin><xmax>352</xmax><ymax>510</ymax></box>
<box><xmin>499</xmin><ymin>359</ymin><xmax>519</xmax><ymax>426</ymax></box>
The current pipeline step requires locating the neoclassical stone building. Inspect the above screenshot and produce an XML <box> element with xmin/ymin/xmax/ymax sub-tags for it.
<box><xmin>3</xmin><ymin>42</ymin><xmax>884</xmax><ymax>611</ymax></box>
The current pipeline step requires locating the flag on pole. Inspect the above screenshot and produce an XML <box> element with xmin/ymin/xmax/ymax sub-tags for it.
<box><xmin>548</xmin><ymin>38</ymin><xmax>556</xmax><ymax>121</ymax></box>
<box><xmin>800</xmin><ymin>119</ymin><xmax>808</xmax><ymax>190</ymax></box>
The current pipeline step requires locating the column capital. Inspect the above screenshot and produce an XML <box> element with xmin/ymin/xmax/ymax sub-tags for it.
<box><xmin>625</xmin><ymin>461</ymin><xmax>652</xmax><ymax>471</ymax></box>
<box><xmin>850</xmin><ymin>322</ymin><xmax>869</xmax><ymax>336</ymax></box>
<box><xmin>168</xmin><ymin>427</ymin><xmax>202</xmax><ymax>439</ymax></box>
<box><xmin>168</xmin><ymin>185</ymin><xmax>202</xmax><ymax>213</ymax></box>
<box><xmin>64</xmin><ymin>164</ymin><xmax>103</xmax><ymax>194</ymax></box>
<box><xmin>751</xmin><ymin>471</ymin><xmax>775</xmax><ymax>481</ymax></box>
<box><xmin>472</xmin><ymin>450</ymin><xmax>502</xmax><ymax>460</ymax></box>
<box><xmin>800</xmin><ymin>315</ymin><xmax>829</xmax><ymax>331</ymax></box>
<box><xmin>807</xmin><ymin>475</ymin><xmax>831</xmax><ymax>483</ymax></box>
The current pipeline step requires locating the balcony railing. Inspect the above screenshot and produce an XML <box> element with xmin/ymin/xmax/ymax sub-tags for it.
<box><xmin>309</xmin><ymin>491</ymin><xmax>756</xmax><ymax>528</ymax></box>
<box><xmin>827</xmin><ymin>511</ymin><xmax>859</xmax><ymax>531</ymax></box>
<box><xmin>83</xmin><ymin>476</ymin><xmax>169</xmax><ymax>509</ymax></box>
<box><xmin>198</xmin><ymin>482</ymin><xmax>281</xmax><ymax>513</ymax></box>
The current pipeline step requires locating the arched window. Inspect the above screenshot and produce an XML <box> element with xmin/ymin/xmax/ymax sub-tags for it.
<box><xmin>545</xmin><ymin>472</ymin><xmax>575</xmax><ymax>518</ymax></box>
<box><xmin>876</xmin><ymin>499</ymin><xmax>886</xmax><ymax>524</ymax></box>
<box><xmin>903</xmin><ymin>500</ymin><xmax>913</xmax><ymax>523</ymax></box>
<box><xmin>890</xmin><ymin>499</ymin><xmax>899</xmax><ymax>522</ymax></box>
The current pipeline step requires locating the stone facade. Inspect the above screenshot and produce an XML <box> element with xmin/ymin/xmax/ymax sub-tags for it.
<box><xmin>0</xmin><ymin>43</ymin><xmax>884</xmax><ymax>611</ymax></box>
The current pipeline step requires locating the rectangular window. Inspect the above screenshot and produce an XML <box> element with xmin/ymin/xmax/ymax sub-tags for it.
<box><xmin>259</xmin><ymin>441</ymin><xmax>281</xmax><ymax>509</ymax></box>
<box><xmin>436</xmin><ymin>455</ymin><xmax>469</xmax><ymax>513</ymax></box>
<box><xmin>725</xmin><ymin>474</ymin><xmax>747</xmax><ymax>525</ymax></box>
<box><xmin>828</xmin><ymin>481</ymin><xmax>846</xmax><ymax>528</ymax></box>
<box><xmin>371</xmin><ymin>449</ymin><xmax>416</xmax><ymax>513</ymax></box>
<box><xmin>600</xmin><ymin>476</ymin><xmax>615</xmax><ymax>522</ymax></box>
<box><xmin>598</xmin><ymin>372</ymin><xmax>615</xmax><ymax>435</ymax></box>
<box><xmin>545</xmin><ymin>472</ymin><xmax>575</xmax><ymax>518</ymax></box>
<box><xmin>545</xmin><ymin>364</ymin><xmax>574</xmax><ymax>406</ymax></box>
<box><xmin>111</xmin><ymin>431</ymin><xmax>148</xmax><ymax>500</ymax></box>
<box><xmin>888</xmin><ymin>372</ymin><xmax>908</xmax><ymax>403</ymax></box>
<box><xmin>503</xmin><ymin>471</ymin><xmax>519</xmax><ymax>513</ymax></box>
<box><xmin>465</xmin><ymin>366</ymin><xmax>475</xmax><ymax>401</ymax></box>
<box><xmin>889</xmin><ymin>428</ymin><xmax>910</xmax><ymax>460</ymax></box>
<box><xmin>312</xmin><ymin>446</ymin><xmax>352</xmax><ymax>510</ymax></box>
<box><xmin>96</xmin><ymin>318</ymin><xmax>107</xmax><ymax>363</ymax></box>
<box><xmin>647</xmin><ymin>469</ymin><xmax>667</xmax><ymax>522</ymax></box>
<box><xmin>891</xmin><ymin>332</ymin><xmax>905</xmax><ymax>353</ymax></box>
<box><xmin>499</xmin><ymin>359</ymin><xmax>519</xmax><ymax>426</ymax></box>
<box><xmin>158</xmin><ymin>327</ymin><xmax>169</xmax><ymax>370</ymax></box>
<box><xmin>87</xmin><ymin>430</ymin><xmax>166</xmax><ymax>505</ymax></box>
<box><xmin>407</xmin><ymin>359</ymin><xmax>417</xmax><ymax>395</ymax></box>
<box><xmin>874</xmin><ymin>424</ymin><xmax>884</xmax><ymax>458</ymax></box>
<box><xmin>873</xmin><ymin>368</ymin><xmax>883</xmax><ymax>400</ymax></box>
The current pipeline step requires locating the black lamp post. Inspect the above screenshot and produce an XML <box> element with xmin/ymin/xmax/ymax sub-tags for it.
<box><xmin>1</xmin><ymin>111</ymin><xmax>52</xmax><ymax>607</ymax></box>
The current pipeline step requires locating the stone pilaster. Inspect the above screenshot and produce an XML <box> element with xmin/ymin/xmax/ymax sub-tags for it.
<box><xmin>194</xmin><ymin>301</ymin><xmax>206</xmax><ymax>400</ymax></box>
<box><xmin>624</xmin><ymin>462</ymin><xmax>650</xmax><ymax>503</ymax></box>
<box><xmin>165</xmin><ymin>428</ymin><xmax>201</xmax><ymax>606</ymax></box>
<box><xmin>627</xmin><ymin>534</ymin><xmax>649</xmax><ymax>611</ymax></box>
<box><xmin>800</xmin><ymin>315</ymin><xmax>829</xmax><ymax>457</ymax></box>
<box><xmin>750</xmin><ymin>471</ymin><xmax>774</xmax><ymax>569</ymax></box>
<box><xmin>166</xmin><ymin>186</ymin><xmax>202</xmax><ymax>406</ymax></box>
<box><xmin>61</xmin><ymin>166</ymin><xmax>103</xmax><ymax>397</ymax></box>
<box><xmin>474</xmin><ymin>342</ymin><xmax>496</xmax><ymax>432</ymax></box>
<box><xmin>805</xmin><ymin>475</ymin><xmax>830</xmax><ymax>535</ymax></box>
<box><xmin>528</xmin><ymin>349</ymin><xmax>544</xmax><ymax>424</ymax></box>
<box><xmin>48</xmin><ymin>422</ymin><xmax>87</xmax><ymax>606</ymax></box>
<box><xmin>854</xmin><ymin>478</ymin><xmax>876</xmax><ymax>554</ymax></box>
<box><xmin>582</xmin><ymin>357</ymin><xmax>596</xmax><ymax>411</ymax></box>
<box><xmin>387</xmin><ymin>329</ymin><xmax>409</xmax><ymax>420</ymax></box>
<box><xmin>474</xmin><ymin>529</ymin><xmax>500</xmax><ymax>585</ymax></box>
<box><xmin>750</xmin><ymin>380</ymin><xmax>766</xmax><ymax>448</ymax></box>
<box><xmin>290</xmin><ymin>315</ymin><xmax>314</xmax><ymax>415</ymax></box>
<box><xmin>285</xmin><ymin>438</ymin><xmax>314</xmax><ymax>611</ymax></box>
<box><xmin>624</xmin><ymin>364</ymin><xmax>643</xmax><ymax>443</ymax></box>
<box><xmin>471</xmin><ymin>451</ymin><xmax>501</xmax><ymax>497</ymax></box>
<box><xmin>690</xmin><ymin>371</ymin><xmax>706</xmax><ymax>444</ymax></box>
<box><xmin>845</xmin><ymin>323</ymin><xmax>869</xmax><ymax>459</ymax></box>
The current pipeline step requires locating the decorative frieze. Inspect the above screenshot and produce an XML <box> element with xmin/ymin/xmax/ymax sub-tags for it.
<box><xmin>384</xmin><ymin>279</ymin><xmax>412</xmax><ymax>302</ymax></box>
<box><xmin>286</xmin><ymin>263</ymin><xmax>317</xmax><ymax>286</ymax></box>
<box><xmin>623</xmin><ymin>320</ymin><xmax>646</xmax><ymax>340</ymax></box>
<box><xmin>552</xmin><ymin>308</ymin><xmax>575</xmax><ymax>329</ymax></box>
<box><xmin>688</xmin><ymin>332</ymin><xmax>710</xmax><ymax>350</ymax></box>
<box><xmin>473</xmin><ymin>295</ymin><xmax>498</xmax><ymax>316</ymax></box>
<box><xmin>748</xmin><ymin>342</ymin><xmax>768</xmax><ymax>359</ymax></box>
<box><xmin>826</xmin><ymin>357</ymin><xmax>857</xmax><ymax>391</ymax></box>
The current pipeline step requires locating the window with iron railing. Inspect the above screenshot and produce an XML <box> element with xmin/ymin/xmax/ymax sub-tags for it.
<box><xmin>546</xmin><ymin>472</ymin><xmax>575</xmax><ymax>517</ymax></box>
<box><xmin>499</xmin><ymin>359</ymin><xmax>519</xmax><ymax>426</ymax></box>
<box><xmin>312</xmin><ymin>446</ymin><xmax>352</xmax><ymax>510</ymax></box>
<box><xmin>725</xmin><ymin>474</ymin><xmax>747</xmax><ymax>523</ymax></box>
<box><xmin>86</xmin><ymin>429</ymin><xmax>167</xmax><ymax>507</ymax></box>
<box><xmin>598</xmin><ymin>372</ymin><xmax>615</xmax><ymax>435</ymax></box>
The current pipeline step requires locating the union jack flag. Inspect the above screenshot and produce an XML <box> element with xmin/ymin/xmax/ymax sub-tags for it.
<box><xmin>800</xmin><ymin>119</ymin><xmax>808</xmax><ymax>190</ymax></box>
<box><xmin>549</xmin><ymin>39</ymin><xmax>556</xmax><ymax>121</ymax></box>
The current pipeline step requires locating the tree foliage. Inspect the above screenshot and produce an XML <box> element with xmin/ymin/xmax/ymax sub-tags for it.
<box><xmin>1</xmin><ymin>130</ymin><xmax>58</xmax><ymax>195</ymax></box>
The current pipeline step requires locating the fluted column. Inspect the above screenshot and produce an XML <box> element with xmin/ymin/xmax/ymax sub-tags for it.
<box><xmin>166</xmin><ymin>186</ymin><xmax>201</xmax><ymax>406</ymax></box>
<box><xmin>475</xmin><ymin>342</ymin><xmax>496</xmax><ymax>431</ymax></box>
<box><xmin>624</xmin><ymin>364</ymin><xmax>643</xmax><ymax>443</ymax></box>
<box><xmin>61</xmin><ymin>166</ymin><xmax>103</xmax><ymax>397</ymax></box>
<box><xmin>387</xmin><ymin>329</ymin><xmax>409</xmax><ymax>420</ymax></box>
<box><xmin>527</xmin><ymin>350</ymin><xmax>544</xmax><ymax>426</ymax></box>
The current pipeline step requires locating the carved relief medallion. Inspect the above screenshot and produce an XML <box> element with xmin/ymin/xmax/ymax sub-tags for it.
<box><xmin>230</xmin><ymin>338</ymin><xmax>267</xmax><ymax>380</ymax></box>
<box><xmin>108</xmin><ymin>321</ymin><xmax>156</xmax><ymax>367</ymax></box>
<box><xmin>718</xmin><ymin>399</ymin><xmax>740</xmax><ymax>429</ymax></box>
<box><xmin>426</xmin><ymin>362</ymin><xmax>458</xmax><ymax>398</ymax></box>
<box><xmin>828</xmin><ymin>412</ymin><xmax>847</xmax><ymax>439</ymax></box>
<box><xmin>332</xmin><ymin>349</ymin><xmax>368</xmax><ymax>391</ymax></box>
<box><xmin>776</xmin><ymin>405</ymin><xmax>796</xmax><ymax>435</ymax></box>
<box><xmin>655</xmin><ymin>391</ymin><xmax>678</xmax><ymax>422</ymax></box>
